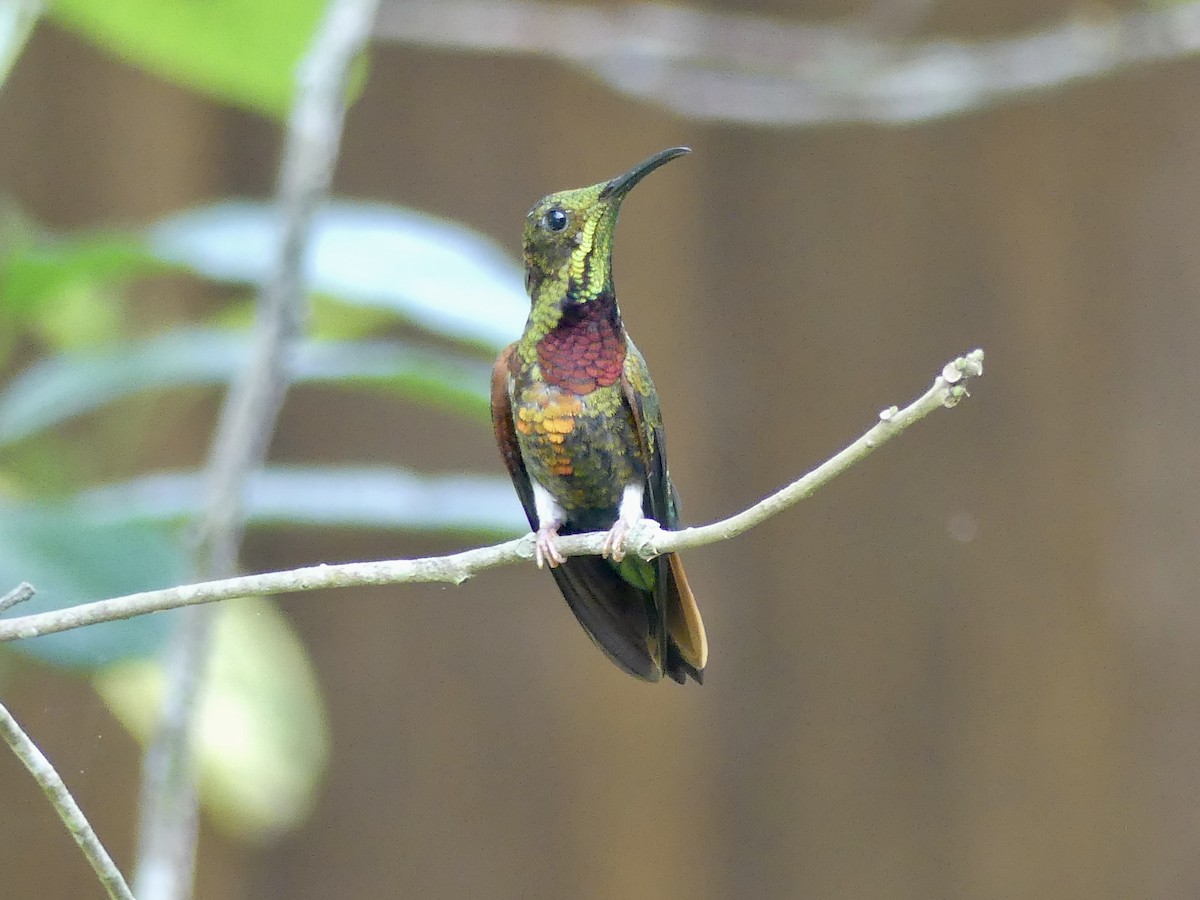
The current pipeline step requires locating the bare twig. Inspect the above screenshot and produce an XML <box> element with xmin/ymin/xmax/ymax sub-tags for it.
<box><xmin>375</xmin><ymin>0</ymin><xmax>1200</xmax><ymax>125</ymax></box>
<box><xmin>131</xmin><ymin>1</ymin><xmax>380</xmax><ymax>899</ymax></box>
<box><xmin>0</xmin><ymin>350</ymin><xmax>983</xmax><ymax>643</ymax></box>
<box><xmin>0</xmin><ymin>699</ymin><xmax>136</xmax><ymax>900</ymax></box>
<box><xmin>0</xmin><ymin>582</ymin><xmax>35</xmax><ymax>614</ymax></box>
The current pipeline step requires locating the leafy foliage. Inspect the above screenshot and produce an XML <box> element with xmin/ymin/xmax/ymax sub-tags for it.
<box><xmin>150</xmin><ymin>201</ymin><xmax>528</xmax><ymax>350</ymax></box>
<box><xmin>0</xmin><ymin>505</ymin><xmax>186</xmax><ymax>668</ymax></box>
<box><xmin>77</xmin><ymin>466</ymin><xmax>525</xmax><ymax>536</ymax></box>
<box><xmin>48</xmin><ymin>0</ymin><xmax>330</xmax><ymax>116</ymax></box>
<box><xmin>0</xmin><ymin>329</ymin><xmax>492</xmax><ymax>446</ymax></box>
<box><xmin>0</xmin><ymin>9</ymin><xmax>532</xmax><ymax>842</ymax></box>
<box><xmin>0</xmin><ymin>199</ymin><xmax>527</xmax><ymax>640</ymax></box>
<box><xmin>0</xmin><ymin>197</ymin><xmax>528</xmax><ymax>840</ymax></box>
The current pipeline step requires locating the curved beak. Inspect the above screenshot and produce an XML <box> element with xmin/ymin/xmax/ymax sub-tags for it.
<box><xmin>599</xmin><ymin>146</ymin><xmax>690</xmax><ymax>201</ymax></box>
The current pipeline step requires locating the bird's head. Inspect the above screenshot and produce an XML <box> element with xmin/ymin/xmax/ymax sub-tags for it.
<box><xmin>520</xmin><ymin>147</ymin><xmax>690</xmax><ymax>315</ymax></box>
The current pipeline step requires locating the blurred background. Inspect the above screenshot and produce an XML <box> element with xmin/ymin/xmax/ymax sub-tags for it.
<box><xmin>1</xmin><ymin>0</ymin><xmax>1198</xmax><ymax>897</ymax></box>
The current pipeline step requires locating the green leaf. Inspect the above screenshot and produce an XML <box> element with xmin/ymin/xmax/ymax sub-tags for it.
<box><xmin>76</xmin><ymin>466</ymin><xmax>527</xmax><ymax>537</ymax></box>
<box><xmin>0</xmin><ymin>328</ymin><xmax>491</xmax><ymax>446</ymax></box>
<box><xmin>48</xmin><ymin>0</ymin><xmax>327</xmax><ymax>116</ymax></box>
<box><xmin>95</xmin><ymin>597</ymin><xmax>330</xmax><ymax>843</ymax></box>
<box><xmin>0</xmin><ymin>233</ymin><xmax>164</xmax><ymax>317</ymax></box>
<box><xmin>307</xmin><ymin>294</ymin><xmax>400</xmax><ymax>341</ymax></box>
<box><xmin>0</xmin><ymin>505</ymin><xmax>187</xmax><ymax>669</ymax></box>
<box><xmin>149</xmin><ymin>201</ymin><xmax>528</xmax><ymax>350</ymax></box>
<box><xmin>0</xmin><ymin>217</ymin><xmax>167</xmax><ymax>351</ymax></box>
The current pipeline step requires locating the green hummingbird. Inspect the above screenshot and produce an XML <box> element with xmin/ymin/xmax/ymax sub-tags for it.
<box><xmin>491</xmin><ymin>147</ymin><xmax>707</xmax><ymax>684</ymax></box>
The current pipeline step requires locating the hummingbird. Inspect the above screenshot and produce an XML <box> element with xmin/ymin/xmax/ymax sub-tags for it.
<box><xmin>491</xmin><ymin>147</ymin><xmax>708</xmax><ymax>684</ymax></box>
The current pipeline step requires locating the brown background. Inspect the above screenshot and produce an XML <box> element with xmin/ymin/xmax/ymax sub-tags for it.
<box><xmin>2</xmin><ymin>2</ymin><xmax>1198</xmax><ymax>897</ymax></box>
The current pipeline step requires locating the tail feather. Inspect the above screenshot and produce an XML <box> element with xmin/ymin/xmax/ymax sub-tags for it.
<box><xmin>548</xmin><ymin>555</ymin><xmax>662</xmax><ymax>681</ymax></box>
<box><xmin>663</xmin><ymin>552</ymin><xmax>707</xmax><ymax>682</ymax></box>
<box><xmin>548</xmin><ymin>550</ymin><xmax>707</xmax><ymax>684</ymax></box>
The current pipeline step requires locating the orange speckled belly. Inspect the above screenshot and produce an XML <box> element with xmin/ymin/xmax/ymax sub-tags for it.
<box><xmin>513</xmin><ymin>381</ymin><xmax>643</xmax><ymax>518</ymax></box>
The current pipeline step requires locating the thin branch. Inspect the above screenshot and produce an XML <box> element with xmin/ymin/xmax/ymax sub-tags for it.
<box><xmin>0</xmin><ymin>582</ymin><xmax>34</xmax><ymax>614</ymax></box>
<box><xmin>131</xmin><ymin>1</ymin><xmax>380</xmax><ymax>898</ymax></box>
<box><xmin>375</xmin><ymin>0</ymin><xmax>1200</xmax><ymax>125</ymax></box>
<box><xmin>0</xmin><ymin>350</ymin><xmax>983</xmax><ymax>644</ymax></box>
<box><xmin>0</xmin><ymin>699</ymin><xmax>136</xmax><ymax>900</ymax></box>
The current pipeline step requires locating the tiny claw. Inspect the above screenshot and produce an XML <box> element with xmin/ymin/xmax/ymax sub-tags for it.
<box><xmin>535</xmin><ymin>526</ymin><xmax>566</xmax><ymax>569</ymax></box>
<box><xmin>602</xmin><ymin>519</ymin><xmax>632</xmax><ymax>562</ymax></box>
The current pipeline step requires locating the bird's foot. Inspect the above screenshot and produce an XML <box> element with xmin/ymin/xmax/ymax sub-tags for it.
<box><xmin>535</xmin><ymin>524</ymin><xmax>566</xmax><ymax>569</ymax></box>
<box><xmin>602</xmin><ymin>517</ymin><xmax>638</xmax><ymax>562</ymax></box>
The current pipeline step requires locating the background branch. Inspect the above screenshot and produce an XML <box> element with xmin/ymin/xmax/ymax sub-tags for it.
<box><xmin>0</xmin><ymin>582</ymin><xmax>34</xmax><ymax>614</ymax></box>
<box><xmin>0</xmin><ymin>699</ymin><xmax>135</xmax><ymax>900</ymax></box>
<box><xmin>375</xmin><ymin>0</ymin><xmax>1200</xmax><ymax>125</ymax></box>
<box><xmin>0</xmin><ymin>350</ymin><xmax>982</xmax><ymax>644</ymax></box>
<box><xmin>131</xmin><ymin>1</ymin><xmax>380</xmax><ymax>899</ymax></box>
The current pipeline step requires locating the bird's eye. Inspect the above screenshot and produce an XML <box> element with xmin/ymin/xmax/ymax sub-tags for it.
<box><xmin>542</xmin><ymin>208</ymin><xmax>568</xmax><ymax>232</ymax></box>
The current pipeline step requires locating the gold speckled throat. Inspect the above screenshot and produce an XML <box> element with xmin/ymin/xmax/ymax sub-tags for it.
<box><xmin>517</xmin><ymin>147</ymin><xmax>690</xmax><ymax>365</ymax></box>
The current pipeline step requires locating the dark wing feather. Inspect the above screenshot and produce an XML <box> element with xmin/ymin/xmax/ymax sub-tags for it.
<box><xmin>491</xmin><ymin>346</ymin><xmax>663</xmax><ymax>681</ymax></box>
<box><xmin>621</xmin><ymin>340</ymin><xmax>708</xmax><ymax>683</ymax></box>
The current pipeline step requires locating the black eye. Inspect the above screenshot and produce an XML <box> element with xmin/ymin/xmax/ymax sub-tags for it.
<box><xmin>542</xmin><ymin>208</ymin><xmax>568</xmax><ymax>232</ymax></box>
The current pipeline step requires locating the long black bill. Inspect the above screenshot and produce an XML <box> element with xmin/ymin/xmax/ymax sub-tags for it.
<box><xmin>599</xmin><ymin>146</ymin><xmax>690</xmax><ymax>200</ymax></box>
